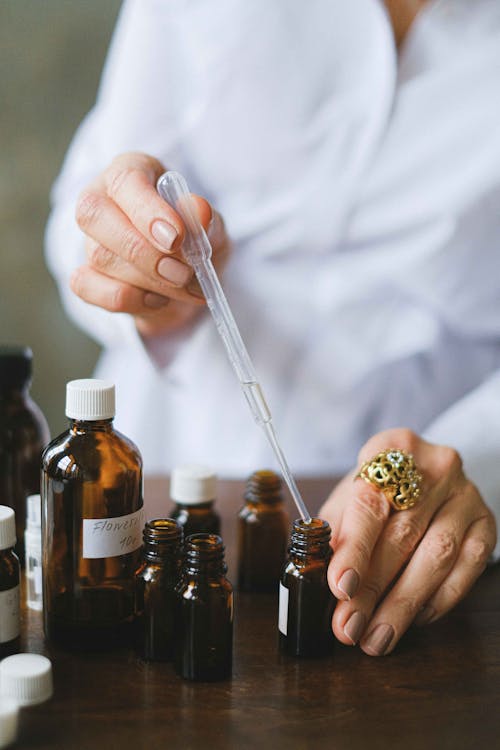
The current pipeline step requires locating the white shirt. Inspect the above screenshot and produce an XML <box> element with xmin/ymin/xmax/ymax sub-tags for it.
<box><xmin>45</xmin><ymin>0</ymin><xmax>500</xmax><ymax>550</ymax></box>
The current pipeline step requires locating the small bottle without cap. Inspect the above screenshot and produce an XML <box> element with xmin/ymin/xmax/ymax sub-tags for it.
<box><xmin>41</xmin><ymin>379</ymin><xmax>143</xmax><ymax>649</ymax></box>
<box><xmin>237</xmin><ymin>469</ymin><xmax>289</xmax><ymax>593</ymax></box>
<box><xmin>170</xmin><ymin>464</ymin><xmax>220</xmax><ymax>536</ymax></box>
<box><xmin>279</xmin><ymin>517</ymin><xmax>336</xmax><ymax>657</ymax></box>
<box><xmin>134</xmin><ymin>518</ymin><xmax>183</xmax><ymax>661</ymax></box>
<box><xmin>174</xmin><ymin>533</ymin><xmax>233</xmax><ymax>681</ymax></box>
<box><xmin>0</xmin><ymin>506</ymin><xmax>20</xmax><ymax>659</ymax></box>
<box><xmin>0</xmin><ymin>346</ymin><xmax>50</xmax><ymax>565</ymax></box>
<box><xmin>25</xmin><ymin>494</ymin><xmax>43</xmax><ymax>611</ymax></box>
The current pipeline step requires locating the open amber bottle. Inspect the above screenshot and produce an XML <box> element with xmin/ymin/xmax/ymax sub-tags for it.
<box><xmin>279</xmin><ymin>517</ymin><xmax>335</xmax><ymax>657</ymax></box>
<box><xmin>174</xmin><ymin>533</ymin><xmax>233</xmax><ymax>681</ymax></box>
<box><xmin>134</xmin><ymin>518</ymin><xmax>183</xmax><ymax>661</ymax></box>
<box><xmin>42</xmin><ymin>380</ymin><xmax>143</xmax><ymax>650</ymax></box>
<box><xmin>237</xmin><ymin>470</ymin><xmax>289</xmax><ymax>592</ymax></box>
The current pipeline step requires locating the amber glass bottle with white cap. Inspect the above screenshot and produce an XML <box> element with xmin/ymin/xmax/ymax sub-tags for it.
<box><xmin>170</xmin><ymin>464</ymin><xmax>220</xmax><ymax>536</ymax></box>
<box><xmin>41</xmin><ymin>379</ymin><xmax>143</xmax><ymax>649</ymax></box>
<box><xmin>0</xmin><ymin>506</ymin><xmax>20</xmax><ymax>659</ymax></box>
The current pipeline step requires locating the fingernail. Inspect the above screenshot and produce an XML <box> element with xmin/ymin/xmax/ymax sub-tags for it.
<box><xmin>414</xmin><ymin>605</ymin><xmax>436</xmax><ymax>627</ymax></box>
<box><xmin>157</xmin><ymin>257</ymin><xmax>192</xmax><ymax>286</ymax></box>
<box><xmin>362</xmin><ymin>623</ymin><xmax>395</xmax><ymax>656</ymax></box>
<box><xmin>144</xmin><ymin>292</ymin><xmax>169</xmax><ymax>310</ymax></box>
<box><xmin>151</xmin><ymin>220</ymin><xmax>177</xmax><ymax>252</ymax></box>
<box><xmin>337</xmin><ymin>569</ymin><xmax>360</xmax><ymax>600</ymax></box>
<box><xmin>344</xmin><ymin>611</ymin><xmax>366</xmax><ymax>645</ymax></box>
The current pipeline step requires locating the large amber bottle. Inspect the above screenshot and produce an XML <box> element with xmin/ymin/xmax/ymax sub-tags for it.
<box><xmin>41</xmin><ymin>380</ymin><xmax>143</xmax><ymax>649</ymax></box>
<box><xmin>0</xmin><ymin>346</ymin><xmax>50</xmax><ymax>564</ymax></box>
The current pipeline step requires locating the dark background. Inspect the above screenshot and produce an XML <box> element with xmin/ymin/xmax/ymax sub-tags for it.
<box><xmin>0</xmin><ymin>0</ymin><xmax>122</xmax><ymax>436</ymax></box>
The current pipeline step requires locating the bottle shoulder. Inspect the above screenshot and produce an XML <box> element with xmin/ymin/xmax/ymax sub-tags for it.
<box><xmin>0</xmin><ymin>395</ymin><xmax>50</xmax><ymax>445</ymax></box>
<box><xmin>42</xmin><ymin>426</ymin><xmax>142</xmax><ymax>477</ymax></box>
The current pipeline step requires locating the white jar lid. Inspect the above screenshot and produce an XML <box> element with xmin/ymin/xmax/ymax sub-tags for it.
<box><xmin>66</xmin><ymin>379</ymin><xmax>115</xmax><ymax>420</ymax></box>
<box><xmin>0</xmin><ymin>698</ymin><xmax>18</xmax><ymax>749</ymax></box>
<box><xmin>0</xmin><ymin>654</ymin><xmax>53</xmax><ymax>707</ymax></box>
<box><xmin>0</xmin><ymin>506</ymin><xmax>16</xmax><ymax>551</ymax></box>
<box><xmin>170</xmin><ymin>464</ymin><xmax>217</xmax><ymax>505</ymax></box>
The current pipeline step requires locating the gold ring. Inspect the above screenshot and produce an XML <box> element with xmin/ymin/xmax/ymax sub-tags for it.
<box><xmin>356</xmin><ymin>449</ymin><xmax>423</xmax><ymax>511</ymax></box>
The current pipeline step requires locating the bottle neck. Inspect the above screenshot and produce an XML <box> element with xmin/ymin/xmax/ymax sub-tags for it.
<box><xmin>70</xmin><ymin>418</ymin><xmax>114</xmax><ymax>434</ymax></box>
<box><xmin>289</xmin><ymin>517</ymin><xmax>332</xmax><ymax>559</ymax></box>
<box><xmin>143</xmin><ymin>518</ymin><xmax>183</xmax><ymax>561</ymax></box>
<box><xmin>244</xmin><ymin>469</ymin><xmax>284</xmax><ymax>505</ymax></box>
<box><xmin>0</xmin><ymin>384</ymin><xmax>29</xmax><ymax>402</ymax></box>
<box><xmin>182</xmin><ymin>533</ymin><xmax>227</xmax><ymax>577</ymax></box>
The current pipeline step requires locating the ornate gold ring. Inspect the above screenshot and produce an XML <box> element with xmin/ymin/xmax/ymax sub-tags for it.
<box><xmin>356</xmin><ymin>448</ymin><xmax>423</xmax><ymax>511</ymax></box>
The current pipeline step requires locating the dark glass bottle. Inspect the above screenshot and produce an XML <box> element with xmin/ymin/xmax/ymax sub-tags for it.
<box><xmin>170</xmin><ymin>464</ymin><xmax>220</xmax><ymax>536</ymax></box>
<box><xmin>237</xmin><ymin>470</ymin><xmax>289</xmax><ymax>592</ymax></box>
<box><xmin>0</xmin><ymin>506</ymin><xmax>20</xmax><ymax>659</ymax></box>
<box><xmin>42</xmin><ymin>379</ymin><xmax>143</xmax><ymax>650</ymax></box>
<box><xmin>134</xmin><ymin>518</ymin><xmax>183</xmax><ymax>661</ymax></box>
<box><xmin>279</xmin><ymin>517</ymin><xmax>335</xmax><ymax>657</ymax></box>
<box><xmin>0</xmin><ymin>346</ymin><xmax>50</xmax><ymax>564</ymax></box>
<box><xmin>174</xmin><ymin>533</ymin><xmax>233</xmax><ymax>681</ymax></box>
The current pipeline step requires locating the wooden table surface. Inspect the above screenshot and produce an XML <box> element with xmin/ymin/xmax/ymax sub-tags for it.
<box><xmin>15</xmin><ymin>477</ymin><xmax>500</xmax><ymax>750</ymax></box>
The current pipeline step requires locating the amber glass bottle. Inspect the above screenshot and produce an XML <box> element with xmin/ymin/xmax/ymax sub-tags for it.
<box><xmin>174</xmin><ymin>533</ymin><xmax>233</xmax><ymax>681</ymax></box>
<box><xmin>170</xmin><ymin>464</ymin><xmax>220</xmax><ymax>536</ymax></box>
<box><xmin>0</xmin><ymin>506</ymin><xmax>20</xmax><ymax>659</ymax></box>
<box><xmin>237</xmin><ymin>470</ymin><xmax>289</xmax><ymax>592</ymax></box>
<box><xmin>41</xmin><ymin>380</ymin><xmax>143</xmax><ymax>650</ymax></box>
<box><xmin>279</xmin><ymin>517</ymin><xmax>335</xmax><ymax>657</ymax></box>
<box><xmin>134</xmin><ymin>518</ymin><xmax>183</xmax><ymax>661</ymax></box>
<box><xmin>0</xmin><ymin>346</ymin><xmax>50</xmax><ymax>564</ymax></box>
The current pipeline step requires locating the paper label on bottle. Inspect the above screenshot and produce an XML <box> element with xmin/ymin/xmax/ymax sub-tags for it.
<box><xmin>278</xmin><ymin>582</ymin><xmax>289</xmax><ymax>636</ymax></box>
<box><xmin>82</xmin><ymin>507</ymin><xmax>145</xmax><ymax>559</ymax></box>
<box><xmin>0</xmin><ymin>585</ymin><xmax>20</xmax><ymax>643</ymax></box>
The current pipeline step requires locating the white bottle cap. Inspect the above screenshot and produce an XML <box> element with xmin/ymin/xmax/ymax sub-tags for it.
<box><xmin>26</xmin><ymin>495</ymin><xmax>41</xmax><ymax>529</ymax></box>
<box><xmin>170</xmin><ymin>464</ymin><xmax>217</xmax><ymax>505</ymax></box>
<box><xmin>0</xmin><ymin>507</ymin><xmax>16</xmax><ymax>551</ymax></box>
<box><xmin>0</xmin><ymin>654</ymin><xmax>53</xmax><ymax>707</ymax></box>
<box><xmin>0</xmin><ymin>698</ymin><xmax>18</xmax><ymax>750</ymax></box>
<box><xmin>65</xmin><ymin>379</ymin><xmax>115</xmax><ymax>420</ymax></box>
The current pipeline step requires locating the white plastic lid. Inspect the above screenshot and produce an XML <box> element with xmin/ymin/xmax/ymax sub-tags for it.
<box><xmin>170</xmin><ymin>464</ymin><xmax>217</xmax><ymax>505</ymax></box>
<box><xmin>0</xmin><ymin>698</ymin><xmax>18</xmax><ymax>750</ymax></box>
<box><xmin>26</xmin><ymin>495</ymin><xmax>41</xmax><ymax>529</ymax></box>
<box><xmin>0</xmin><ymin>507</ymin><xmax>16</xmax><ymax>551</ymax></box>
<box><xmin>0</xmin><ymin>654</ymin><xmax>53</xmax><ymax>707</ymax></box>
<box><xmin>66</xmin><ymin>379</ymin><xmax>115</xmax><ymax>420</ymax></box>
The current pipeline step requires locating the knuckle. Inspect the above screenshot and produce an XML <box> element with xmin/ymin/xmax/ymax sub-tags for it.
<box><xmin>88</xmin><ymin>244</ymin><xmax>113</xmax><ymax>270</ymax></box>
<box><xmin>354</xmin><ymin>487</ymin><xmax>390</xmax><ymax>524</ymax></box>
<box><xmin>121</xmin><ymin>228</ymin><xmax>146</xmax><ymax>265</ymax></box>
<box><xmin>75</xmin><ymin>190</ymin><xmax>103</xmax><ymax>231</ymax></box>
<box><xmin>386</xmin><ymin>517</ymin><xmax>422</xmax><ymax>558</ymax></box>
<box><xmin>435</xmin><ymin>445</ymin><xmax>463</xmax><ymax>477</ymax></box>
<box><xmin>70</xmin><ymin>269</ymin><xmax>84</xmax><ymax>298</ymax></box>
<box><xmin>109</xmin><ymin>285</ymin><xmax>129</xmax><ymax>313</ymax></box>
<box><xmin>107</xmin><ymin>165</ymin><xmax>137</xmax><ymax>200</ymax></box>
<box><xmin>392</xmin><ymin>595</ymin><xmax>420</xmax><ymax>620</ymax></box>
<box><xmin>463</xmin><ymin>536</ymin><xmax>492</xmax><ymax>568</ymax></box>
<box><xmin>422</xmin><ymin>530</ymin><xmax>458</xmax><ymax>568</ymax></box>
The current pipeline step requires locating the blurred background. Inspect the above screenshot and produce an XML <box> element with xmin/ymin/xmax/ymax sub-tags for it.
<box><xmin>0</xmin><ymin>0</ymin><xmax>121</xmax><ymax>436</ymax></box>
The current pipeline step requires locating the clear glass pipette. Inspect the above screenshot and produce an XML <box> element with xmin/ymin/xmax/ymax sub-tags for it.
<box><xmin>157</xmin><ymin>171</ymin><xmax>311</xmax><ymax>523</ymax></box>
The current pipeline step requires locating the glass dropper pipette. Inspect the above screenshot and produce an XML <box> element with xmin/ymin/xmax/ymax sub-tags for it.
<box><xmin>157</xmin><ymin>171</ymin><xmax>311</xmax><ymax>524</ymax></box>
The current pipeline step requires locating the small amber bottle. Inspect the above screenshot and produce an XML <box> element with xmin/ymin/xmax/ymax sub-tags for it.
<box><xmin>237</xmin><ymin>470</ymin><xmax>289</xmax><ymax>592</ymax></box>
<box><xmin>170</xmin><ymin>464</ymin><xmax>220</xmax><ymax>536</ymax></box>
<box><xmin>134</xmin><ymin>518</ymin><xmax>183</xmax><ymax>661</ymax></box>
<box><xmin>174</xmin><ymin>533</ymin><xmax>233</xmax><ymax>681</ymax></box>
<box><xmin>0</xmin><ymin>506</ymin><xmax>20</xmax><ymax>659</ymax></box>
<box><xmin>0</xmin><ymin>346</ymin><xmax>50</xmax><ymax>565</ymax></box>
<box><xmin>41</xmin><ymin>379</ymin><xmax>143</xmax><ymax>650</ymax></box>
<box><xmin>279</xmin><ymin>517</ymin><xmax>335</xmax><ymax>657</ymax></box>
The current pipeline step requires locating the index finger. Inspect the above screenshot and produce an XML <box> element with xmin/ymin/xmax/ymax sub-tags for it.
<box><xmin>102</xmin><ymin>152</ymin><xmax>186</xmax><ymax>253</ymax></box>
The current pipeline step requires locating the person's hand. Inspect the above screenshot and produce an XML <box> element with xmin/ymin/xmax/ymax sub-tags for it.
<box><xmin>319</xmin><ymin>428</ymin><xmax>497</xmax><ymax>656</ymax></box>
<box><xmin>72</xmin><ymin>152</ymin><xmax>231</xmax><ymax>338</ymax></box>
